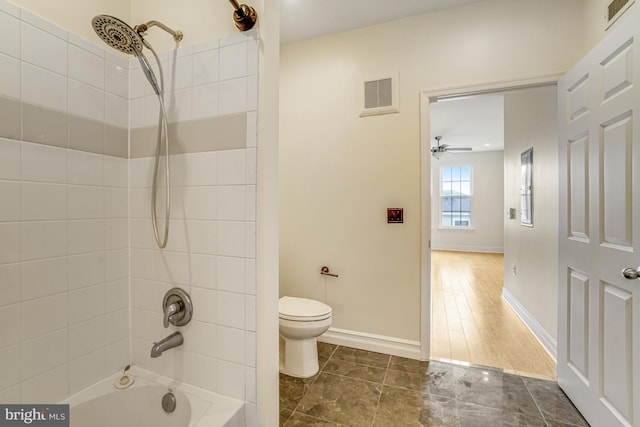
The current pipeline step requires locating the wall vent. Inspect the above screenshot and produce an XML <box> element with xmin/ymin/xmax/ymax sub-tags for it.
<box><xmin>359</xmin><ymin>73</ymin><xmax>399</xmax><ymax>117</ymax></box>
<box><xmin>606</xmin><ymin>0</ymin><xmax>635</xmax><ymax>28</ymax></box>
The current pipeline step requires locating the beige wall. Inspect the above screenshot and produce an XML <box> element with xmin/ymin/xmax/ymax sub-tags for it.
<box><xmin>583</xmin><ymin>0</ymin><xmax>640</xmax><ymax>50</ymax></box>
<box><xmin>280</xmin><ymin>0</ymin><xmax>588</xmax><ymax>343</ymax></box>
<box><xmin>503</xmin><ymin>85</ymin><xmax>558</xmax><ymax>341</ymax></box>
<box><xmin>129</xmin><ymin>0</ymin><xmax>243</xmax><ymax>51</ymax></box>
<box><xmin>584</xmin><ymin>0</ymin><xmax>609</xmax><ymax>48</ymax></box>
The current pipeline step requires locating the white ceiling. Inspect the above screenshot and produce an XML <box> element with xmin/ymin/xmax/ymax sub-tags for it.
<box><xmin>280</xmin><ymin>0</ymin><xmax>486</xmax><ymax>44</ymax></box>
<box><xmin>430</xmin><ymin>95</ymin><xmax>505</xmax><ymax>152</ymax></box>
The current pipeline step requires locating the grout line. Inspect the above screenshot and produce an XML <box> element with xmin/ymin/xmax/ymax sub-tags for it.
<box><xmin>285</xmin><ymin>343</ymin><xmax>341</xmax><ymax>418</ymax></box>
<box><xmin>370</xmin><ymin>354</ymin><xmax>392</xmax><ymax>426</ymax></box>
<box><xmin>281</xmin><ymin>409</ymin><xmax>293</xmax><ymax>426</ymax></box>
<box><xmin>522</xmin><ymin>378</ymin><xmax>551</xmax><ymax>427</ymax></box>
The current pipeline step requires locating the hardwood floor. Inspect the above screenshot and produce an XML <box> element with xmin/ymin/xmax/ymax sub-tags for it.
<box><xmin>431</xmin><ymin>250</ymin><xmax>557</xmax><ymax>380</ymax></box>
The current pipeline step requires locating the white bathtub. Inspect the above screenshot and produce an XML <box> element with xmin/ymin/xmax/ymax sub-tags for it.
<box><xmin>65</xmin><ymin>368</ymin><xmax>244</xmax><ymax>427</ymax></box>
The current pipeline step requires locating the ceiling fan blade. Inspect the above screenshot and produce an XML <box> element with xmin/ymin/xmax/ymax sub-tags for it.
<box><xmin>446</xmin><ymin>147</ymin><xmax>472</xmax><ymax>152</ymax></box>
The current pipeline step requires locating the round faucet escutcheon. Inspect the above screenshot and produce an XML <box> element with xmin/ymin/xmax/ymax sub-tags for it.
<box><xmin>162</xmin><ymin>287</ymin><xmax>193</xmax><ymax>327</ymax></box>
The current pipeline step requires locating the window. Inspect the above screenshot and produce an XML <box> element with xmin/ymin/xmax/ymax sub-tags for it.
<box><xmin>441</xmin><ymin>166</ymin><xmax>472</xmax><ymax>227</ymax></box>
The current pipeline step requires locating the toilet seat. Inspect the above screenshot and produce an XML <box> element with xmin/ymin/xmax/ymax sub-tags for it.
<box><xmin>279</xmin><ymin>296</ymin><xmax>331</xmax><ymax>322</ymax></box>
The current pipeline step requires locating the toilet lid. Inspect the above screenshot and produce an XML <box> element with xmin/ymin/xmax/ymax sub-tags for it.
<box><xmin>279</xmin><ymin>296</ymin><xmax>332</xmax><ymax>321</ymax></box>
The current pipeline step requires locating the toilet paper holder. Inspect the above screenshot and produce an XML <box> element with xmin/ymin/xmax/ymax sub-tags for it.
<box><xmin>320</xmin><ymin>266</ymin><xmax>339</xmax><ymax>277</ymax></box>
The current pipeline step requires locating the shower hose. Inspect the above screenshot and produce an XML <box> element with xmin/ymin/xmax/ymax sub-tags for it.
<box><xmin>145</xmin><ymin>43</ymin><xmax>170</xmax><ymax>249</ymax></box>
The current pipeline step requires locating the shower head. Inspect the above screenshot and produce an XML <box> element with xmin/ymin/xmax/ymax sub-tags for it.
<box><xmin>92</xmin><ymin>15</ymin><xmax>143</xmax><ymax>56</ymax></box>
<box><xmin>92</xmin><ymin>15</ymin><xmax>167</xmax><ymax>96</ymax></box>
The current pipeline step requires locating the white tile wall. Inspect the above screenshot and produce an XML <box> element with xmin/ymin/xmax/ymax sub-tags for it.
<box><xmin>22</xmin><ymin>63</ymin><xmax>67</xmax><ymax>112</ymax></box>
<box><xmin>68</xmin><ymin>252</ymin><xmax>105</xmax><ymax>291</ymax></box>
<box><xmin>129</xmin><ymin>31</ymin><xmax>257</xmax><ymax>130</ymax></box>
<box><xmin>0</xmin><ymin>3</ymin><xmax>259</xmax><ymax>413</ymax></box>
<box><xmin>0</xmin><ymin>304</ymin><xmax>21</xmax><ymax>345</ymax></box>
<box><xmin>0</xmin><ymin>138</ymin><xmax>21</xmax><ymax>180</ymax></box>
<box><xmin>69</xmin><ymin>349</ymin><xmax>105</xmax><ymax>395</ymax></box>
<box><xmin>130</xmin><ymin>136</ymin><xmax>258</xmax><ymax>402</ymax></box>
<box><xmin>22</xmin><ymin>143</ymin><xmax>67</xmax><ymax>183</ymax></box>
<box><xmin>105</xmin><ymin>93</ymin><xmax>129</xmax><ymax>128</ymax></box>
<box><xmin>105</xmin><ymin>56</ymin><xmax>129</xmax><ymax>99</ymax></box>
<box><xmin>21</xmin><ymin>221</ymin><xmax>67</xmax><ymax>260</ymax></box>
<box><xmin>22</xmin><ymin>183</ymin><xmax>67</xmax><ymax>221</ymax></box>
<box><xmin>0</xmin><ymin>223</ymin><xmax>21</xmax><ymax>264</ymax></box>
<box><xmin>0</xmin><ymin>10</ymin><xmax>20</xmax><ymax>59</ymax></box>
<box><xmin>0</xmin><ymin>4</ymin><xmax>131</xmax><ymax>404</ymax></box>
<box><xmin>22</xmin><ymin>330</ymin><xmax>67</xmax><ymax>379</ymax></box>
<box><xmin>0</xmin><ymin>54</ymin><xmax>20</xmax><ymax>99</ymax></box>
<box><xmin>0</xmin><ymin>181</ymin><xmax>20</xmax><ymax>221</ymax></box>
<box><xmin>68</xmin><ymin>44</ymin><xmax>105</xmax><ymax>89</ymax></box>
<box><xmin>218</xmin><ymin>78</ymin><xmax>248</xmax><ymax>116</ymax></box>
<box><xmin>21</xmin><ymin>258</ymin><xmax>67</xmax><ymax>300</ymax></box>
<box><xmin>68</xmin><ymin>79</ymin><xmax>105</xmax><ymax>122</ymax></box>
<box><xmin>0</xmin><ymin>263</ymin><xmax>21</xmax><ymax>306</ymax></box>
<box><xmin>0</xmin><ymin>345</ymin><xmax>21</xmax><ymax>389</ymax></box>
<box><xmin>193</xmin><ymin>49</ymin><xmax>220</xmax><ymax>86</ymax></box>
<box><xmin>21</xmin><ymin>22</ymin><xmax>67</xmax><ymax>75</ymax></box>
<box><xmin>21</xmin><ymin>365</ymin><xmax>68</xmax><ymax>404</ymax></box>
<box><xmin>191</xmin><ymin>82</ymin><xmax>219</xmax><ymax>119</ymax></box>
<box><xmin>219</xmin><ymin>42</ymin><xmax>248</xmax><ymax>81</ymax></box>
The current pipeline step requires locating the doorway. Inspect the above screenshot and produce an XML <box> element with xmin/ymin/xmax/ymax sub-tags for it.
<box><xmin>421</xmin><ymin>81</ymin><xmax>560</xmax><ymax>380</ymax></box>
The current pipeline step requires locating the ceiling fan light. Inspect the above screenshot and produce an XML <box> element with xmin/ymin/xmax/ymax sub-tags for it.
<box><xmin>432</xmin><ymin>150</ymin><xmax>446</xmax><ymax>160</ymax></box>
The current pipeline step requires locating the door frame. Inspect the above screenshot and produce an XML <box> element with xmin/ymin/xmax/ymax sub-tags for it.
<box><xmin>419</xmin><ymin>74</ymin><xmax>563</xmax><ymax>360</ymax></box>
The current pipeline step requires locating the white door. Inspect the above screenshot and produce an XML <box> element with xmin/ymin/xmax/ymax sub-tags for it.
<box><xmin>558</xmin><ymin>4</ymin><xmax>640</xmax><ymax>427</ymax></box>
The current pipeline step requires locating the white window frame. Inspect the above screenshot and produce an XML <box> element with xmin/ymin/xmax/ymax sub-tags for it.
<box><xmin>439</xmin><ymin>164</ymin><xmax>473</xmax><ymax>229</ymax></box>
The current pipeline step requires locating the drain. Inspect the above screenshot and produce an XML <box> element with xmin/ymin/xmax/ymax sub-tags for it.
<box><xmin>162</xmin><ymin>390</ymin><xmax>176</xmax><ymax>413</ymax></box>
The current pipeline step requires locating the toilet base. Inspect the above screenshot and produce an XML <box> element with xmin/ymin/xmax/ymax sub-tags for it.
<box><xmin>279</xmin><ymin>335</ymin><xmax>319</xmax><ymax>378</ymax></box>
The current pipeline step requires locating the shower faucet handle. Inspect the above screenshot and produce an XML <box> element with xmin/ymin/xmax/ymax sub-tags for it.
<box><xmin>163</xmin><ymin>301</ymin><xmax>180</xmax><ymax>328</ymax></box>
<box><xmin>162</xmin><ymin>288</ymin><xmax>193</xmax><ymax>328</ymax></box>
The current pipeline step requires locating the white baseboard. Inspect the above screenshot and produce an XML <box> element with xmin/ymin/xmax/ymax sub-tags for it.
<box><xmin>431</xmin><ymin>244</ymin><xmax>504</xmax><ymax>253</ymax></box>
<box><xmin>502</xmin><ymin>288</ymin><xmax>557</xmax><ymax>361</ymax></box>
<box><xmin>319</xmin><ymin>327</ymin><xmax>423</xmax><ymax>360</ymax></box>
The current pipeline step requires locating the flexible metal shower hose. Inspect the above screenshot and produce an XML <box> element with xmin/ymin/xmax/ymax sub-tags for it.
<box><xmin>146</xmin><ymin>43</ymin><xmax>170</xmax><ymax>249</ymax></box>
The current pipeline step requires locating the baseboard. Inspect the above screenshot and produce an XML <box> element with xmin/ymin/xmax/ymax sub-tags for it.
<box><xmin>502</xmin><ymin>288</ymin><xmax>557</xmax><ymax>361</ymax></box>
<box><xmin>431</xmin><ymin>244</ymin><xmax>504</xmax><ymax>253</ymax></box>
<box><xmin>319</xmin><ymin>327</ymin><xmax>423</xmax><ymax>360</ymax></box>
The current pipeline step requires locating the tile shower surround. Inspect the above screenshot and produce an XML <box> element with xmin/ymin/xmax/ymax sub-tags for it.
<box><xmin>0</xmin><ymin>0</ymin><xmax>259</xmax><ymax>419</ymax></box>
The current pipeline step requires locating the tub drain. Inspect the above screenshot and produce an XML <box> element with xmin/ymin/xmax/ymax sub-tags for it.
<box><xmin>162</xmin><ymin>391</ymin><xmax>176</xmax><ymax>413</ymax></box>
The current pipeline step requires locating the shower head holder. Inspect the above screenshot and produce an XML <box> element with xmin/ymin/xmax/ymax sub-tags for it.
<box><xmin>134</xmin><ymin>20</ymin><xmax>183</xmax><ymax>43</ymax></box>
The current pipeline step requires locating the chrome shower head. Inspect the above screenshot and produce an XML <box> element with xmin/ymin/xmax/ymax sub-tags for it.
<box><xmin>92</xmin><ymin>15</ymin><xmax>162</xmax><ymax>95</ymax></box>
<box><xmin>92</xmin><ymin>15</ymin><xmax>143</xmax><ymax>56</ymax></box>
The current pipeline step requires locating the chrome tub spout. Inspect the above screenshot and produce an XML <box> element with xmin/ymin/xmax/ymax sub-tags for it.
<box><xmin>151</xmin><ymin>331</ymin><xmax>183</xmax><ymax>358</ymax></box>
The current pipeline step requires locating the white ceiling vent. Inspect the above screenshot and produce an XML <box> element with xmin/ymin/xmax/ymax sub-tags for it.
<box><xmin>359</xmin><ymin>73</ymin><xmax>399</xmax><ymax>117</ymax></box>
<box><xmin>606</xmin><ymin>0</ymin><xmax>635</xmax><ymax>29</ymax></box>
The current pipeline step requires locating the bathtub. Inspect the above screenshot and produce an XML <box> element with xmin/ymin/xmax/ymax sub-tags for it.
<box><xmin>65</xmin><ymin>367</ymin><xmax>244</xmax><ymax>427</ymax></box>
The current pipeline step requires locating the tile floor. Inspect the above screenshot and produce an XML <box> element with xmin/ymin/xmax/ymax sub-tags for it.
<box><xmin>279</xmin><ymin>344</ymin><xmax>589</xmax><ymax>427</ymax></box>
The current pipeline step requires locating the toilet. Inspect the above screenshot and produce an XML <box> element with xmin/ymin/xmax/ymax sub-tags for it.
<box><xmin>279</xmin><ymin>296</ymin><xmax>332</xmax><ymax>378</ymax></box>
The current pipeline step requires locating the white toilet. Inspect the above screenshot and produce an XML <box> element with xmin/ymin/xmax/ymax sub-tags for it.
<box><xmin>279</xmin><ymin>296</ymin><xmax>332</xmax><ymax>378</ymax></box>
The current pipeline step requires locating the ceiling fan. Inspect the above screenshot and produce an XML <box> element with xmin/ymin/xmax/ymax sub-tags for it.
<box><xmin>430</xmin><ymin>136</ymin><xmax>472</xmax><ymax>159</ymax></box>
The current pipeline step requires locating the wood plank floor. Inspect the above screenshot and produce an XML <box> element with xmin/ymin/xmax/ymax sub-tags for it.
<box><xmin>430</xmin><ymin>250</ymin><xmax>557</xmax><ymax>380</ymax></box>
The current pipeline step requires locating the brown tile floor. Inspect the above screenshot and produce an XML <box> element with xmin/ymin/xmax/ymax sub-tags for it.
<box><xmin>280</xmin><ymin>344</ymin><xmax>589</xmax><ymax>427</ymax></box>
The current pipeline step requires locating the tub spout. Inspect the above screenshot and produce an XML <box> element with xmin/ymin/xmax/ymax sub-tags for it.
<box><xmin>151</xmin><ymin>331</ymin><xmax>183</xmax><ymax>358</ymax></box>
